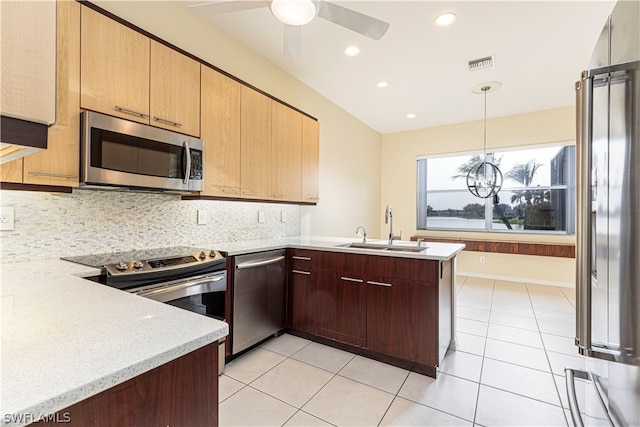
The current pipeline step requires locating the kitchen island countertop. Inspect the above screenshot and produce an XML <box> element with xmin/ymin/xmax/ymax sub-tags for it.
<box><xmin>210</xmin><ymin>235</ymin><xmax>465</xmax><ymax>260</ymax></box>
<box><xmin>0</xmin><ymin>259</ymin><xmax>228</xmax><ymax>426</ymax></box>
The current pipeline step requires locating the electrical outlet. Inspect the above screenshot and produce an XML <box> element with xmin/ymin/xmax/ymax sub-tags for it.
<box><xmin>1</xmin><ymin>207</ymin><xmax>15</xmax><ymax>231</ymax></box>
<box><xmin>480</xmin><ymin>256</ymin><xmax>486</xmax><ymax>264</ymax></box>
<box><xmin>280</xmin><ymin>211</ymin><xmax>286</xmax><ymax>223</ymax></box>
<box><xmin>258</xmin><ymin>210</ymin><xmax>265</xmax><ymax>223</ymax></box>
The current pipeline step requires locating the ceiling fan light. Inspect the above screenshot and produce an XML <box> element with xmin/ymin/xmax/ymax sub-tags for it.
<box><xmin>435</xmin><ymin>12</ymin><xmax>457</xmax><ymax>27</ymax></box>
<box><xmin>270</xmin><ymin>0</ymin><xmax>316</xmax><ymax>26</ymax></box>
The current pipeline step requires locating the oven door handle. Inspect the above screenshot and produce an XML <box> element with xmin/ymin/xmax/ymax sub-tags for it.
<box><xmin>130</xmin><ymin>274</ymin><xmax>225</xmax><ymax>303</ymax></box>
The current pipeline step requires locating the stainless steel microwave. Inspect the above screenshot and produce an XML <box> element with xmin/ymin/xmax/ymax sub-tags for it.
<box><xmin>80</xmin><ymin>111</ymin><xmax>204</xmax><ymax>192</ymax></box>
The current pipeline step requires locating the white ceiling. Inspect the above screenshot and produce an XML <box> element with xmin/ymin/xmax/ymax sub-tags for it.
<box><xmin>187</xmin><ymin>1</ymin><xmax>616</xmax><ymax>134</ymax></box>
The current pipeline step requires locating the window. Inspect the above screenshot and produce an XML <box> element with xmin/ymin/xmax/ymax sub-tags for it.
<box><xmin>417</xmin><ymin>143</ymin><xmax>575</xmax><ymax>234</ymax></box>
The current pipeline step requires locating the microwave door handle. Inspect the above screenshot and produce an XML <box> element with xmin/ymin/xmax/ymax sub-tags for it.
<box><xmin>183</xmin><ymin>141</ymin><xmax>191</xmax><ymax>185</ymax></box>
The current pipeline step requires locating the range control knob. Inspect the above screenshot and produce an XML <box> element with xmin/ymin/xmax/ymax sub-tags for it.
<box><xmin>199</xmin><ymin>251</ymin><xmax>207</xmax><ymax>260</ymax></box>
<box><xmin>115</xmin><ymin>262</ymin><xmax>128</xmax><ymax>271</ymax></box>
<box><xmin>133</xmin><ymin>260</ymin><xmax>144</xmax><ymax>269</ymax></box>
<box><xmin>209</xmin><ymin>250</ymin><xmax>217</xmax><ymax>258</ymax></box>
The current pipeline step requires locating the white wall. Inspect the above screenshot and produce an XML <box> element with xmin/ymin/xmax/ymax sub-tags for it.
<box><xmin>380</xmin><ymin>106</ymin><xmax>577</xmax><ymax>286</ymax></box>
<box><xmin>92</xmin><ymin>1</ymin><xmax>383</xmax><ymax>239</ymax></box>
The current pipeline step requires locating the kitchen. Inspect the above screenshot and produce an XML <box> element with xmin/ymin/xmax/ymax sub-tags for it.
<box><xmin>1</xmin><ymin>0</ymin><xmax>638</xmax><ymax>426</ymax></box>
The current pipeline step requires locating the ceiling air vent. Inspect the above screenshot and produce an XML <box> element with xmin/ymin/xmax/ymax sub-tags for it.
<box><xmin>468</xmin><ymin>55</ymin><xmax>495</xmax><ymax>71</ymax></box>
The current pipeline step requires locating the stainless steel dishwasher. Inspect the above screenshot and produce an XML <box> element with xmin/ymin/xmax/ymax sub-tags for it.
<box><xmin>232</xmin><ymin>249</ymin><xmax>286</xmax><ymax>355</ymax></box>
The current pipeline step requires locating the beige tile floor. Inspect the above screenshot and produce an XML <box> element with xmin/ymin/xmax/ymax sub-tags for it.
<box><xmin>219</xmin><ymin>276</ymin><xmax>586</xmax><ymax>426</ymax></box>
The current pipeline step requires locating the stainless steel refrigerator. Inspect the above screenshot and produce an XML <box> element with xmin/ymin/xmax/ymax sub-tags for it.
<box><xmin>570</xmin><ymin>1</ymin><xmax>639</xmax><ymax>426</ymax></box>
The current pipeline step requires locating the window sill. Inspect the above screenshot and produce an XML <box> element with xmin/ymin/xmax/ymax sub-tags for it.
<box><xmin>410</xmin><ymin>236</ymin><xmax>575</xmax><ymax>258</ymax></box>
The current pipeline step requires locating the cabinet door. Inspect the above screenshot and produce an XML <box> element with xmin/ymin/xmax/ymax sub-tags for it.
<box><xmin>271</xmin><ymin>102</ymin><xmax>302</xmax><ymax>201</ymax></box>
<box><xmin>80</xmin><ymin>6</ymin><xmax>150</xmax><ymax>123</ymax></box>
<box><xmin>1</xmin><ymin>0</ymin><xmax>56</xmax><ymax>124</ymax></box>
<box><xmin>366</xmin><ymin>278</ymin><xmax>437</xmax><ymax>366</ymax></box>
<box><xmin>288</xmin><ymin>250</ymin><xmax>319</xmax><ymax>334</ymax></box>
<box><xmin>240</xmin><ymin>87</ymin><xmax>271</xmax><ymax>199</ymax></box>
<box><xmin>315</xmin><ymin>269</ymin><xmax>367</xmax><ymax>347</ymax></box>
<box><xmin>150</xmin><ymin>41</ymin><xmax>200</xmax><ymax>137</ymax></box>
<box><xmin>301</xmin><ymin>115</ymin><xmax>319</xmax><ymax>203</ymax></box>
<box><xmin>23</xmin><ymin>0</ymin><xmax>81</xmax><ymax>187</ymax></box>
<box><xmin>0</xmin><ymin>159</ymin><xmax>23</xmax><ymax>183</ymax></box>
<box><xmin>200</xmin><ymin>66</ymin><xmax>241</xmax><ymax>196</ymax></box>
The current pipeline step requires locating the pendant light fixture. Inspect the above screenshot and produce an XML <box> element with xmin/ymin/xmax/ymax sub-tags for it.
<box><xmin>466</xmin><ymin>82</ymin><xmax>503</xmax><ymax>199</ymax></box>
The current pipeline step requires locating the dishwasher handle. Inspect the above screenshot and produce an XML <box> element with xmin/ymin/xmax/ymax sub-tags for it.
<box><xmin>236</xmin><ymin>255</ymin><xmax>285</xmax><ymax>270</ymax></box>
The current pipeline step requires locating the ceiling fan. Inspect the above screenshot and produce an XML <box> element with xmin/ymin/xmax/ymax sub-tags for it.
<box><xmin>185</xmin><ymin>0</ymin><xmax>390</xmax><ymax>60</ymax></box>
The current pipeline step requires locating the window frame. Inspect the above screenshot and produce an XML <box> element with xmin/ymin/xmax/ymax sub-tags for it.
<box><xmin>416</xmin><ymin>142</ymin><xmax>576</xmax><ymax>235</ymax></box>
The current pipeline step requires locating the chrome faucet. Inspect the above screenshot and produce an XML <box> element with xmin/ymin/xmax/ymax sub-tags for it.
<box><xmin>385</xmin><ymin>205</ymin><xmax>401</xmax><ymax>244</ymax></box>
<box><xmin>355</xmin><ymin>225</ymin><xmax>367</xmax><ymax>243</ymax></box>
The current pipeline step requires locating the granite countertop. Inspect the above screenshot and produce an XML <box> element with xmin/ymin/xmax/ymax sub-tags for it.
<box><xmin>209</xmin><ymin>236</ymin><xmax>465</xmax><ymax>261</ymax></box>
<box><xmin>0</xmin><ymin>259</ymin><xmax>228</xmax><ymax>427</ymax></box>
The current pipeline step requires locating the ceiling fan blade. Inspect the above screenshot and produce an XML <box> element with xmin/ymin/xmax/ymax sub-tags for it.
<box><xmin>283</xmin><ymin>24</ymin><xmax>302</xmax><ymax>61</ymax></box>
<box><xmin>186</xmin><ymin>0</ymin><xmax>267</xmax><ymax>15</ymax></box>
<box><xmin>316</xmin><ymin>1</ymin><xmax>389</xmax><ymax>40</ymax></box>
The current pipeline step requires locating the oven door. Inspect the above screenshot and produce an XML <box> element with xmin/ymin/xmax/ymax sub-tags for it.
<box><xmin>127</xmin><ymin>271</ymin><xmax>226</xmax><ymax>317</ymax></box>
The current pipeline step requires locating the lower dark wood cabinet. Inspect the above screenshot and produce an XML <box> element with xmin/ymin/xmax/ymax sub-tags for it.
<box><xmin>287</xmin><ymin>249</ymin><xmax>453</xmax><ymax>378</ymax></box>
<box><xmin>36</xmin><ymin>342</ymin><xmax>219</xmax><ymax>427</ymax></box>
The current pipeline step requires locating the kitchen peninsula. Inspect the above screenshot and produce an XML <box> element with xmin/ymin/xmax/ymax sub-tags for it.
<box><xmin>217</xmin><ymin>236</ymin><xmax>465</xmax><ymax>378</ymax></box>
<box><xmin>1</xmin><ymin>236</ymin><xmax>461</xmax><ymax>426</ymax></box>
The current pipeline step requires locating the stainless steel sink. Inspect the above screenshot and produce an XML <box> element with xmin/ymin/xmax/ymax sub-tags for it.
<box><xmin>338</xmin><ymin>242</ymin><xmax>427</xmax><ymax>253</ymax></box>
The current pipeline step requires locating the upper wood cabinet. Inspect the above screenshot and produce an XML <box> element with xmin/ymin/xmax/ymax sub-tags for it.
<box><xmin>200</xmin><ymin>67</ymin><xmax>241</xmax><ymax>197</ymax></box>
<box><xmin>302</xmin><ymin>115</ymin><xmax>320</xmax><ymax>203</ymax></box>
<box><xmin>80</xmin><ymin>6</ymin><xmax>150</xmax><ymax>124</ymax></box>
<box><xmin>150</xmin><ymin>41</ymin><xmax>200</xmax><ymax>136</ymax></box>
<box><xmin>80</xmin><ymin>6</ymin><xmax>200</xmax><ymax>137</ymax></box>
<box><xmin>1</xmin><ymin>0</ymin><xmax>56</xmax><ymax>124</ymax></box>
<box><xmin>240</xmin><ymin>86</ymin><xmax>272</xmax><ymax>200</ymax></box>
<box><xmin>1</xmin><ymin>0</ymin><xmax>81</xmax><ymax>187</ymax></box>
<box><xmin>271</xmin><ymin>101</ymin><xmax>302</xmax><ymax>201</ymax></box>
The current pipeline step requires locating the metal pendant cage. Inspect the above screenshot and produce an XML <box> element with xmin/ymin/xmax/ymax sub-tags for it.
<box><xmin>466</xmin><ymin>161</ymin><xmax>503</xmax><ymax>199</ymax></box>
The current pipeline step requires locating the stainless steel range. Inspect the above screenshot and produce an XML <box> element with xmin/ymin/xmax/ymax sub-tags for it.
<box><xmin>64</xmin><ymin>246</ymin><xmax>228</xmax><ymax>373</ymax></box>
<box><xmin>63</xmin><ymin>246</ymin><xmax>227</xmax><ymax>315</ymax></box>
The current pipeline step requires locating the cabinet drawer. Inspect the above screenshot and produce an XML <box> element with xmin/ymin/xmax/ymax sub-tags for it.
<box><xmin>366</xmin><ymin>256</ymin><xmax>438</xmax><ymax>282</ymax></box>
<box><xmin>288</xmin><ymin>249</ymin><xmax>317</xmax><ymax>271</ymax></box>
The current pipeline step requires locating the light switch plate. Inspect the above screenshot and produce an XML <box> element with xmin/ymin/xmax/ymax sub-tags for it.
<box><xmin>1</xmin><ymin>207</ymin><xmax>15</xmax><ymax>231</ymax></box>
<box><xmin>197</xmin><ymin>209</ymin><xmax>208</xmax><ymax>225</ymax></box>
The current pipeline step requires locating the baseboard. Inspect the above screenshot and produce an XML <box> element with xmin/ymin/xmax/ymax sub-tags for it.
<box><xmin>456</xmin><ymin>270</ymin><xmax>574</xmax><ymax>288</ymax></box>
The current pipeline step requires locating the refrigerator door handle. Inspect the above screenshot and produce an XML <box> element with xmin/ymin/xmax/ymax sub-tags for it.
<box><xmin>575</xmin><ymin>73</ymin><xmax>593</xmax><ymax>355</ymax></box>
<box><xmin>565</xmin><ymin>367</ymin><xmax>590</xmax><ymax>427</ymax></box>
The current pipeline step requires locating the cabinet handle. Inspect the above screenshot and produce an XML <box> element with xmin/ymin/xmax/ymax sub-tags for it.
<box><xmin>114</xmin><ymin>105</ymin><xmax>149</xmax><ymax>118</ymax></box>
<box><xmin>340</xmin><ymin>276</ymin><xmax>363</xmax><ymax>283</ymax></box>
<box><xmin>292</xmin><ymin>270</ymin><xmax>311</xmax><ymax>275</ymax></box>
<box><xmin>27</xmin><ymin>172</ymin><xmax>78</xmax><ymax>179</ymax></box>
<box><xmin>367</xmin><ymin>281</ymin><xmax>392</xmax><ymax>287</ymax></box>
<box><xmin>242</xmin><ymin>191</ymin><xmax>258</xmax><ymax>195</ymax></box>
<box><xmin>292</xmin><ymin>256</ymin><xmax>311</xmax><ymax>261</ymax></box>
<box><xmin>153</xmin><ymin>116</ymin><xmax>182</xmax><ymax>127</ymax></box>
<box><xmin>273</xmin><ymin>193</ymin><xmax>287</xmax><ymax>198</ymax></box>
<box><xmin>222</xmin><ymin>189</ymin><xmax>240</xmax><ymax>194</ymax></box>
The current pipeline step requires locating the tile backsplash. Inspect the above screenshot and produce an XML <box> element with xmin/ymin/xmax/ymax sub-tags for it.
<box><xmin>0</xmin><ymin>189</ymin><xmax>300</xmax><ymax>262</ymax></box>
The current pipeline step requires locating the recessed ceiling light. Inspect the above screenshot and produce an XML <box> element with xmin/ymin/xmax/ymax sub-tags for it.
<box><xmin>376</xmin><ymin>81</ymin><xmax>389</xmax><ymax>88</ymax></box>
<box><xmin>407</xmin><ymin>113</ymin><xmax>416</xmax><ymax>119</ymax></box>
<box><xmin>435</xmin><ymin>12</ymin><xmax>457</xmax><ymax>27</ymax></box>
<box><xmin>344</xmin><ymin>46</ymin><xmax>360</xmax><ymax>57</ymax></box>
